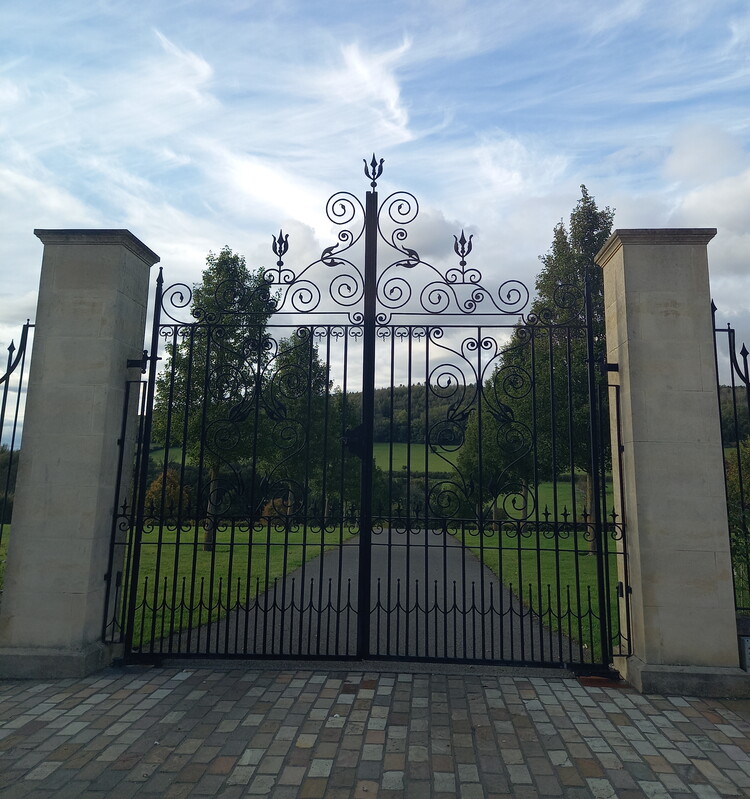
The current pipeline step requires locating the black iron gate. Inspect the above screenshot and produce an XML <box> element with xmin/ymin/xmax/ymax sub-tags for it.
<box><xmin>105</xmin><ymin>159</ymin><xmax>630</xmax><ymax>668</ymax></box>
<box><xmin>713</xmin><ymin>305</ymin><xmax>750</xmax><ymax>617</ymax></box>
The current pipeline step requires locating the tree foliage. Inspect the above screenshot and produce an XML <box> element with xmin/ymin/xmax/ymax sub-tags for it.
<box><xmin>458</xmin><ymin>186</ymin><xmax>613</xmax><ymax>525</ymax></box>
<box><xmin>724</xmin><ymin>438</ymin><xmax>750</xmax><ymax>602</ymax></box>
<box><xmin>718</xmin><ymin>385</ymin><xmax>750</xmax><ymax>445</ymax></box>
<box><xmin>152</xmin><ymin>246</ymin><xmax>273</xmax><ymax>548</ymax></box>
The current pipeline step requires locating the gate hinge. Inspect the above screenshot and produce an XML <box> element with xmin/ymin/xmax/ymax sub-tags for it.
<box><xmin>127</xmin><ymin>350</ymin><xmax>161</xmax><ymax>374</ymax></box>
<box><xmin>606</xmin><ymin>362</ymin><xmax>619</xmax><ymax>372</ymax></box>
<box><xmin>127</xmin><ymin>350</ymin><xmax>149</xmax><ymax>373</ymax></box>
<box><xmin>616</xmin><ymin>581</ymin><xmax>632</xmax><ymax>598</ymax></box>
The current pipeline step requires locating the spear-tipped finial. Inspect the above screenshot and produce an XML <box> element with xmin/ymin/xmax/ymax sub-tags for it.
<box><xmin>272</xmin><ymin>229</ymin><xmax>289</xmax><ymax>266</ymax></box>
<box><xmin>453</xmin><ymin>230</ymin><xmax>473</xmax><ymax>266</ymax></box>
<box><xmin>363</xmin><ymin>154</ymin><xmax>384</xmax><ymax>188</ymax></box>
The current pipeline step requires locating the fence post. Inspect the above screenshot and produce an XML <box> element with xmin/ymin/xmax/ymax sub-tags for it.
<box><xmin>0</xmin><ymin>230</ymin><xmax>158</xmax><ymax>678</ymax></box>
<box><xmin>596</xmin><ymin>229</ymin><xmax>748</xmax><ymax>696</ymax></box>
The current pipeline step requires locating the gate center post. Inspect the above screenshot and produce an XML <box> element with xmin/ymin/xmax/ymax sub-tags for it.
<box><xmin>357</xmin><ymin>186</ymin><xmax>378</xmax><ymax>658</ymax></box>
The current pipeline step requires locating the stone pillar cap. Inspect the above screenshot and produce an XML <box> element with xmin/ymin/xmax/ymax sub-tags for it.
<box><xmin>34</xmin><ymin>229</ymin><xmax>160</xmax><ymax>267</ymax></box>
<box><xmin>596</xmin><ymin>228</ymin><xmax>717</xmax><ymax>268</ymax></box>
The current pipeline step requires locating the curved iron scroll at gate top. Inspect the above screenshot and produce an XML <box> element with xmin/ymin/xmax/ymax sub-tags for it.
<box><xmin>111</xmin><ymin>157</ymin><xmax>628</xmax><ymax>670</ymax></box>
<box><xmin>157</xmin><ymin>155</ymin><xmax>585</xmax><ymax>326</ymax></box>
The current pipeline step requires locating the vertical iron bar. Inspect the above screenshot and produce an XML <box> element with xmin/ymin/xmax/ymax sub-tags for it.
<box><xmin>356</xmin><ymin>186</ymin><xmax>378</xmax><ymax>659</ymax></box>
<box><xmin>386</xmin><ymin>331</ymin><xmax>396</xmax><ymax>655</ymax></box>
<box><xmin>124</xmin><ymin>268</ymin><xmax>164</xmax><ymax>655</ymax></box>
<box><xmin>103</xmin><ymin>378</ymin><xmax>135</xmax><ymax>643</ymax></box>
<box><xmin>546</xmin><ymin>327</ymin><xmax>558</xmax><ymax>662</ymax></box>
<box><xmin>585</xmin><ymin>267</ymin><xmax>611</xmax><ymax>666</ymax></box>
<box><xmin>476</xmin><ymin>324</ymin><xmax>487</xmax><ymax>660</ymax></box>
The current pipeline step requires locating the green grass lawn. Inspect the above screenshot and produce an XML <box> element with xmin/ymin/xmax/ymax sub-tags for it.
<box><xmin>119</xmin><ymin>521</ymin><xmax>358</xmax><ymax>649</ymax></box>
<box><xmin>373</xmin><ymin>442</ymin><xmax>460</xmax><ymax>472</ymax></box>
<box><xmin>459</xmin><ymin>524</ymin><xmax>623</xmax><ymax>661</ymax></box>
<box><xmin>472</xmin><ymin>478</ymin><xmax>622</xmax><ymax>661</ymax></box>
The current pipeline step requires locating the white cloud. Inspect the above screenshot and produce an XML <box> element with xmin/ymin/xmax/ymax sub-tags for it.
<box><xmin>474</xmin><ymin>134</ymin><xmax>569</xmax><ymax>195</ymax></box>
<box><xmin>0</xmin><ymin>0</ymin><xmax>749</xmax><ymax>331</ymax></box>
<box><xmin>586</xmin><ymin>0</ymin><xmax>646</xmax><ymax>34</ymax></box>
<box><xmin>308</xmin><ymin>39</ymin><xmax>413</xmax><ymax>144</ymax></box>
<box><xmin>664</xmin><ymin>123</ymin><xmax>748</xmax><ymax>185</ymax></box>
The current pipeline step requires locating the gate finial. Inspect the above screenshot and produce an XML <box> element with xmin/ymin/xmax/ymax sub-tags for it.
<box><xmin>453</xmin><ymin>230</ymin><xmax>473</xmax><ymax>267</ymax></box>
<box><xmin>364</xmin><ymin>154</ymin><xmax>384</xmax><ymax>188</ymax></box>
<box><xmin>272</xmin><ymin>229</ymin><xmax>289</xmax><ymax>266</ymax></box>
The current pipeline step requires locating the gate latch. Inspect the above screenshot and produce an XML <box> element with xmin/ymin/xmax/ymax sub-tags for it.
<box><xmin>616</xmin><ymin>581</ymin><xmax>632</xmax><ymax>598</ymax></box>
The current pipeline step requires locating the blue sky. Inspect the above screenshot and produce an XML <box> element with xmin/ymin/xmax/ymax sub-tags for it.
<box><xmin>1</xmin><ymin>0</ymin><xmax>749</xmax><ymax>342</ymax></box>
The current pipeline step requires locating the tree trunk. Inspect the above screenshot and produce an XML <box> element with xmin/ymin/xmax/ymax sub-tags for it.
<box><xmin>204</xmin><ymin>465</ymin><xmax>220</xmax><ymax>552</ymax></box>
<box><xmin>584</xmin><ymin>471</ymin><xmax>598</xmax><ymax>555</ymax></box>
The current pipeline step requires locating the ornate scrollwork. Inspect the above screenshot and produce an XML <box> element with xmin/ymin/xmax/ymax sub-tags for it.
<box><xmin>157</xmin><ymin>158</ymin><xmax>593</xmax><ymax>330</ymax></box>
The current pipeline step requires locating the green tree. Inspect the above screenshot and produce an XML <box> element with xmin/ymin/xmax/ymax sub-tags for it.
<box><xmin>263</xmin><ymin>327</ymin><xmax>333</xmax><ymax>516</ymax></box>
<box><xmin>456</xmin><ymin>369</ymin><xmax>533</xmax><ymax>524</ymax></box>
<box><xmin>152</xmin><ymin>247</ymin><xmax>274</xmax><ymax>549</ymax></box>
<box><xmin>483</xmin><ymin>187</ymin><xmax>613</xmax><ymax>535</ymax></box>
<box><xmin>0</xmin><ymin>444</ymin><xmax>19</xmax><ymax>525</ymax></box>
<box><xmin>719</xmin><ymin>385</ymin><xmax>750</xmax><ymax>446</ymax></box>
<box><xmin>725</xmin><ymin>438</ymin><xmax>750</xmax><ymax>608</ymax></box>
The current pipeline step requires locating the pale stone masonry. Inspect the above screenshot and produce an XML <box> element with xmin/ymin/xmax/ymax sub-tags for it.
<box><xmin>596</xmin><ymin>228</ymin><xmax>748</xmax><ymax>696</ymax></box>
<box><xmin>0</xmin><ymin>230</ymin><xmax>158</xmax><ymax>678</ymax></box>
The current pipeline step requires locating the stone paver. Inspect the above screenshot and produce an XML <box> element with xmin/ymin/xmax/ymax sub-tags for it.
<box><xmin>0</xmin><ymin>666</ymin><xmax>748</xmax><ymax>797</ymax></box>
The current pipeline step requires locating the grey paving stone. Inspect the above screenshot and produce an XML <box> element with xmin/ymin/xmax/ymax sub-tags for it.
<box><xmin>1</xmin><ymin>667</ymin><xmax>750</xmax><ymax>799</ymax></box>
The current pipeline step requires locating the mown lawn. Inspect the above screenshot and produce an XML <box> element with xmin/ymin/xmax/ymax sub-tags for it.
<box><xmin>459</xmin><ymin>525</ymin><xmax>623</xmax><ymax>661</ymax></box>
<box><xmin>118</xmin><ymin>521</ymin><xmax>358</xmax><ymax>649</ymax></box>
<box><xmin>456</xmin><ymin>476</ymin><xmax>623</xmax><ymax>661</ymax></box>
<box><xmin>373</xmin><ymin>442</ymin><xmax>460</xmax><ymax>472</ymax></box>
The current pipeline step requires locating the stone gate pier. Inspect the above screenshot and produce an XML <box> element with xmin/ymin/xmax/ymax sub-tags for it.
<box><xmin>0</xmin><ymin>230</ymin><xmax>158</xmax><ymax>678</ymax></box>
<box><xmin>596</xmin><ymin>229</ymin><xmax>748</xmax><ymax>696</ymax></box>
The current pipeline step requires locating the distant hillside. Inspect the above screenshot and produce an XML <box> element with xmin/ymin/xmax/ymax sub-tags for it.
<box><xmin>348</xmin><ymin>383</ymin><xmax>474</xmax><ymax>444</ymax></box>
<box><xmin>719</xmin><ymin>384</ymin><xmax>750</xmax><ymax>444</ymax></box>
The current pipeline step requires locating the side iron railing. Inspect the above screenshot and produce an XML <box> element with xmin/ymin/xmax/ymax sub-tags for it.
<box><xmin>0</xmin><ymin>321</ymin><xmax>34</xmax><ymax>567</ymax></box>
<box><xmin>713</xmin><ymin>304</ymin><xmax>750</xmax><ymax>615</ymax></box>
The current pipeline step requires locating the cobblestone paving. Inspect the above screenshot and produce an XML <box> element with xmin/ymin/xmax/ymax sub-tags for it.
<box><xmin>0</xmin><ymin>666</ymin><xmax>749</xmax><ymax>798</ymax></box>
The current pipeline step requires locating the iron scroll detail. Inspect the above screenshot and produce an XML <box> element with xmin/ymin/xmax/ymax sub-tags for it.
<box><xmin>157</xmin><ymin>156</ymin><xmax>540</xmax><ymax>324</ymax></box>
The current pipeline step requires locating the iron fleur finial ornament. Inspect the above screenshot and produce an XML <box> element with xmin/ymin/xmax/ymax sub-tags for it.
<box><xmin>453</xmin><ymin>230</ymin><xmax>473</xmax><ymax>266</ymax></box>
<box><xmin>272</xmin><ymin>229</ymin><xmax>289</xmax><ymax>266</ymax></box>
<box><xmin>364</xmin><ymin>154</ymin><xmax>384</xmax><ymax>188</ymax></box>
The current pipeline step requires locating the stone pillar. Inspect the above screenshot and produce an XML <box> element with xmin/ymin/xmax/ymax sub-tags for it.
<box><xmin>596</xmin><ymin>229</ymin><xmax>748</xmax><ymax>696</ymax></box>
<box><xmin>0</xmin><ymin>230</ymin><xmax>158</xmax><ymax>678</ymax></box>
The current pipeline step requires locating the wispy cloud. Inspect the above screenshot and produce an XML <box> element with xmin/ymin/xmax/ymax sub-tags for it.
<box><xmin>0</xmin><ymin>0</ymin><xmax>748</xmax><ymax>339</ymax></box>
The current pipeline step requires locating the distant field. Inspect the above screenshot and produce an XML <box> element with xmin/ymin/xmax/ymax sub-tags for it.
<box><xmin>152</xmin><ymin>442</ymin><xmax>461</xmax><ymax>473</ymax></box>
<box><xmin>373</xmin><ymin>442</ymin><xmax>459</xmax><ymax>472</ymax></box>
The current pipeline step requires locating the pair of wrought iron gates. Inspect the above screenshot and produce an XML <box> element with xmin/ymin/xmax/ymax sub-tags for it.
<box><xmin>105</xmin><ymin>159</ymin><xmax>630</xmax><ymax>669</ymax></box>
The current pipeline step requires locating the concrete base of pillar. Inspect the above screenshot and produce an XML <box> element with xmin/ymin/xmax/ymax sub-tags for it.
<box><xmin>0</xmin><ymin>642</ymin><xmax>112</xmax><ymax>679</ymax></box>
<box><xmin>616</xmin><ymin>656</ymin><xmax>750</xmax><ymax>698</ymax></box>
